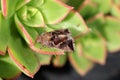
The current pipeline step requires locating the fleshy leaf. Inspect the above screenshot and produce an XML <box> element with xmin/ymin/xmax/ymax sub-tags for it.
<box><xmin>79</xmin><ymin>31</ymin><xmax>106</xmax><ymax>65</ymax></box>
<box><xmin>27</xmin><ymin>0</ymin><xmax>44</xmax><ymax>8</ymax></box>
<box><xmin>69</xmin><ymin>45</ymin><xmax>93</xmax><ymax>76</ymax></box>
<box><xmin>66</xmin><ymin>0</ymin><xmax>84</xmax><ymax>10</ymax></box>
<box><xmin>89</xmin><ymin>16</ymin><xmax>120</xmax><ymax>52</ymax></box>
<box><xmin>78</xmin><ymin>0</ymin><xmax>97</xmax><ymax>20</ymax></box>
<box><xmin>0</xmin><ymin>11</ymin><xmax>10</xmax><ymax>55</ymax></box>
<box><xmin>16</xmin><ymin>0</ymin><xmax>31</xmax><ymax>10</ymax></box>
<box><xmin>35</xmin><ymin>53</ymin><xmax>52</xmax><ymax>65</ymax></box>
<box><xmin>8</xmin><ymin>27</ymin><xmax>40</xmax><ymax>78</ymax></box>
<box><xmin>33</xmin><ymin>43</ymin><xmax>64</xmax><ymax>55</ymax></box>
<box><xmin>17</xmin><ymin>6</ymin><xmax>45</xmax><ymax>27</ymax></box>
<box><xmin>0</xmin><ymin>54</ymin><xmax>21</xmax><ymax>79</ymax></box>
<box><xmin>14</xmin><ymin>14</ymin><xmax>64</xmax><ymax>55</ymax></box>
<box><xmin>103</xmin><ymin>17</ymin><xmax>120</xmax><ymax>52</ymax></box>
<box><xmin>39</xmin><ymin>0</ymin><xmax>73</xmax><ymax>24</ymax></box>
<box><xmin>48</xmin><ymin>11</ymin><xmax>90</xmax><ymax>37</ymax></box>
<box><xmin>92</xmin><ymin>0</ymin><xmax>112</xmax><ymax>14</ymax></box>
<box><xmin>110</xmin><ymin>5</ymin><xmax>120</xmax><ymax>19</ymax></box>
<box><xmin>86</xmin><ymin>14</ymin><xmax>105</xmax><ymax>33</ymax></box>
<box><xmin>1</xmin><ymin>0</ymin><xmax>18</xmax><ymax>18</ymax></box>
<box><xmin>53</xmin><ymin>54</ymin><xmax>67</xmax><ymax>67</ymax></box>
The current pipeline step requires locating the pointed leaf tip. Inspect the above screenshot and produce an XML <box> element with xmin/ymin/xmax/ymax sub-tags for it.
<box><xmin>39</xmin><ymin>0</ymin><xmax>73</xmax><ymax>24</ymax></box>
<box><xmin>69</xmin><ymin>52</ymin><xmax>94</xmax><ymax>76</ymax></box>
<box><xmin>1</xmin><ymin>0</ymin><xmax>7</xmax><ymax>17</ymax></box>
<box><xmin>8</xmin><ymin>35</ymin><xmax>40</xmax><ymax>78</ymax></box>
<box><xmin>80</xmin><ymin>31</ymin><xmax>107</xmax><ymax>65</ymax></box>
<box><xmin>0</xmin><ymin>54</ymin><xmax>21</xmax><ymax>79</ymax></box>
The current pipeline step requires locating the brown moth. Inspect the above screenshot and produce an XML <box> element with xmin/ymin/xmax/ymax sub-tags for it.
<box><xmin>36</xmin><ymin>29</ymin><xmax>75</xmax><ymax>52</ymax></box>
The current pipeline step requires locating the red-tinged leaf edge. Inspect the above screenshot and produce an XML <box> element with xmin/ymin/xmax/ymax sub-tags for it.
<box><xmin>16</xmin><ymin>0</ymin><xmax>31</xmax><ymax>10</ymax></box>
<box><xmin>73</xmin><ymin>10</ymin><xmax>90</xmax><ymax>32</ymax></box>
<box><xmin>0</xmin><ymin>51</ymin><xmax>6</xmax><ymax>55</ymax></box>
<box><xmin>69</xmin><ymin>54</ymin><xmax>94</xmax><ymax>76</ymax></box>
<box><xmin>52</xmin><ymin>55</ymin><xmax>67</xmax><ymax>67</ymax></box>
<box><xmin>14</xmin><ymin>14</ymin><xmax>34</xmax><ymax>46</ymax></box>
<box><xmin>30</xmin><ymin>45</ymin><xmax>64</xmax><ymax>55</ymax></box>
<box><xmin>8</xmin><ymin>48</ymin><xmax>40</xmax><ymax>78</ymax></box>
<box><xmin>86</xmin><ymin>13</ymin><xmax>104</xmax><ymax>23</ymax></box>
<box><xmin>1</xmin><ymin>0</ymin><xmax>7</xmax><ymax>18</ymax></box>
<box><xmin>105</xmin><ymin>16</ymin><xmax>120</xmax><ymax>53</ymax></box>
<box><xmin>85</xmin><ymin>32</ymin><xmax>107</xmax><ymax>65</ymax></box>
<box><xmin>78</xmin><ymin>0</ymin><xmax>91</xmax><ymax>11</ymax></box>
<box><xmin>15</xmin><ymin>14</ymin><xmax>64</xmax><ymax>55</ymax></box>
<box><xmin>50</xmin><ymin>0</ymin><xmax>74</xmax><ymax>24</ymax></box>
<box><xmin>72</xmin><ymin>10</ymin><xmax>91</xmax><ymax>39</ymax></box>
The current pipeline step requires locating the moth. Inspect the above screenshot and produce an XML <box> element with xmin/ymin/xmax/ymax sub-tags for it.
<box><xmin>36</xmin><ymin>29</ymin><xmax>75</xmax><ymax>52</ymax></box>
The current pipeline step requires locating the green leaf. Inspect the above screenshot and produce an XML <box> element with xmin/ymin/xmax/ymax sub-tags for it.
<box><xmin>53</xmin><ymin>54</ymin><xmax>67</xmax><ymax>67</ymax></box>
<box><xmin>27</xmin><ymin>0</ymin><xmax>44</xmax><ymax>8</ymax></box>
<box><xmin>0</xmin><ymin>54</ymin><xmax>21</xmax><ymax>79</ymax></box>
<box><xmin>35</xmin><ymin>53</ymin><xmax>52</xmax><ymax>65</ymax></box>
<box><xmin>1</xmin><ymin>0</ymin><xmax>18</xmax><ymax>18</ymax></box>
<box><xmin>78</xmin><ymin>1</ymin><xmax>97</xmax><ymax>20</ymax></box>
<box><xmin>79</xmin><ymin>31</ymin><xmax>106</xmax><ymax>64</ymax></box>
<box><xmin>69</xmin><ymin>45</ymin><xmax>93</xmax><ymax>76</ymax></box>
<box><xmin>92</xmin><ymin>0</ymin><xmax>112</xmax><ymax>14</ymax></box>
<box><xmin>17</xmin><ymin>6</ymin><xmax>45</xmax><ymax>27</ymax></box>
<box><xmin>0</xmin><ymin>11</ymin><xmax>10</xmax><ymax>54</ymax></box>
<box><xmin>0</xmin><ymin>2</ymin><xmax>1</xmax><ymax>10</ymax></box>
<box><xmin>66</xmin><ymin>0</ymin><xmax>84</xmax><ymax>10</ymax></box>
<box><xmin>110</xmin><ymin>5</ymin><xmax>120</xmax><ymax>19</ymax></box>
<box><xmin>14</xmin><ymin>14</ymin><xmax>64</xmax><ymax>55</ymax></box>
<box><xmin>14</xmin><ymin>14</ymin><xmax>38</xmax><ymax>45</ymax></box>
<box><xmin>8</xmin><ymin>27</ymin><xmax>40</xmax><ymax>78</ymax></box>
<box><xmin>87</xmin><ymin>14</ymin><xmax>105</xmax><ymax>32</ymax></box>
<box><xmin>39</xmin><ymin>0</ymin><xmax>73</xmax><ymax>24</ymax></box>
<box><xmin>103</xmin><ymin>17</ymin><xmax>120</xmax><ymax>52</ymax></box>
<box><xmin>16</xmin><ymin>0</ymin><xmax>31</xmax><ymax>10</ymax></box>
<box><xmin>98</xmin><ymin>0</ymin><xmax>112</xmax><ymax>14</ymax></box>
<box><xmin>48</xmin><ymin>11</ymin><xmax>89</xmax><ymax>37</ymax></box>
<box><xmin>34</xmin><ymin>43</ymin><xmax>64</xmax><ymax>55</ymax></box>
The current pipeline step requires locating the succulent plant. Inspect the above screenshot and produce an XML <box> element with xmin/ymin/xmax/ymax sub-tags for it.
<box><xmin>0</xmin><ymin>0</ymin><xmax>120</xmax><ymax>79</ymax></box>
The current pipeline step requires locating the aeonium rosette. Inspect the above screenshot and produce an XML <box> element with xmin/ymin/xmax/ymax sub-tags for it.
<box><xmin>0</xmin><ymin>0</ymin><xmax>90</xmax><ymax>79</ymax></box>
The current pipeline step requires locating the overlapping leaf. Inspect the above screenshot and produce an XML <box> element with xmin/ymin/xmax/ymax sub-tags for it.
<box><xmin>8</xmin><ymin>25</ymin><xmax>40</xmax><ymax>78</ymax></box>
<box><xmin>48</xmin><ymin>11</ymin><xmax>89</xmax><ymax>37</ymax></box>
<box><xmin>35</xmin><ymin>53</ymin><xmax>52</xmax><ymax>65</ymax></box>
<box><xmin>88</xmin><ymin>14</ymin><xmax>120</xmax><ymax>52</ymax></box>
<box><xmin>27</xmin><ymin>0</ymin><xmax>44</xmax><ymax>8</ymax></box>
<box><xmin>86</xmin><ymin>14</ymin><xmax>106</xmax><ymax>64</ymax></box>
<box><xmin>69</xmin><ymin>43</ymin><xmax>94</xmax><ymax>76</ymax></box>
<box><xmin>78</xmin><ymin>0</ymin><xmax>97</xmax><ymax>20</ymax></box>
<box><xmin>1</xmin><ymin>0</ymin><xmax>18</xmax><ymax>18</ymax></box>
<box><xmin>17</xmin><ymin>6</ymin><xmax>45</xmax><ymax>27</ymax></box>
<box><xmin>53</xmin><ymin>54</ymin><xmax>67</xmax><ymax>67</ymax></box>
<box><xmin>79</xmin><ymin>31</ymin><xmax>106</xmax><ymax>64</ymax></box>
<box><xmin>92</xmin><ymin>0</ymin><xmax>112</xmax><ymax>14</ymax></box>
<box><xmin>38</xmin><ymin>0</ymin><xmax>73</xmax><ymax>24</ymax></box>
<box><xmin>65</xmin><ymin>0</ymin><xmax>84</xmax><ymax>10</ymax></box>
<box><xmin>103</xmin><ymin>17</ymin><xmax>120</xmax><ymax>52</ymax></box>
<box><xmin>0</xmin><ymin>54</ymin><xmax>21</xmax><ymax>79</ymax></box>
<box><xmin>16</xmin><ymin>0</ymin><xmax>31</xmax><ymax>10</ymax></box>
<box><xmin>14</xmin><ymin>14</ymin><xmax>64</xmax><ymax>55</ymax></box>
<box><xmin>0</xmin><ymin>11</ymin><xmax>10</xmax><ymax>55</ymax></box>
